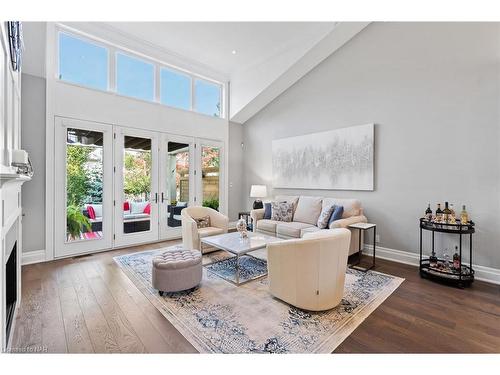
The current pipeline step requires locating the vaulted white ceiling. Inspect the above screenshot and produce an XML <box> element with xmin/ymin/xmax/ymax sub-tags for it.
<box><xmin>99</xmin><ymin>22</ymin><xmax>336</xmax><ymax>77</ymax></box>
<box><xmin>21</xmin><ymin>21</ymin><xmax>369</xmax><ymax>123</ymax></box>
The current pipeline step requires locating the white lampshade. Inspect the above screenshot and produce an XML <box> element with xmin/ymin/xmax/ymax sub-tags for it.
<box><xmin>250</xmin><ymin>185</ymin><xmax>267</xmax><ymax>198</ymax></box>
<box><xmin>11</xmin><ymin>149</ymin><xmax>28</xmax><ymax>164</ymax></box>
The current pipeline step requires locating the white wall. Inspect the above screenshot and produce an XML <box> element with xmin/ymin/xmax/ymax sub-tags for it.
<box><xmin>21</xmin><ymin>22</ymin><xmax>46</xmax><ymax>78</ymax></box>
<box><xmin>242</xmin><ymin>22</ymin><xmax>500</xmax><ymax>269</ymax></box>
<box><xmin>228</xmin><ymin>122</ymin><xmax>244</xmax><ymax>220</ymax></box>
<box><xmin>21</xmin><ymin>73</ymin><xmax>46</xmax><ymax>253</ymax></box>
<box><xmin>50</xmin><ymin>82</ymin><xmax>228</xmax><ymax>139</ymax></box>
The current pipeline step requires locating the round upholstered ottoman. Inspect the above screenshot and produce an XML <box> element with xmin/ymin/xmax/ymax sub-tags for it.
<box><xmin>152</xmin><ymin>249</ymin><xmax>202</xmax><ymax>295</ymax></box>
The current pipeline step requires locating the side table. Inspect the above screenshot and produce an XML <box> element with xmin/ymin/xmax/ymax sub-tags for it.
<box><xmin>348</xmin><ymin>222</ymin><xmax>376</xmax><ymax>272</ymax></box>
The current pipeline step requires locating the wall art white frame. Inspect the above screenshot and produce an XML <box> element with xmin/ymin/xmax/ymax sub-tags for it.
<box><xmin>272</xmin><ymin>123</ymin><xmax>374</xmax><ymax>191</ymax></box>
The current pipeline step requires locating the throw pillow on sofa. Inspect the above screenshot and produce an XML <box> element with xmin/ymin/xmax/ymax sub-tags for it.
<box><xmin>322</xmin><ymin>198</ymin><xmax>361</xmax><ymax>219</ymax></box>
<box><xmin>293</xmin><ymin>196</ymin><xmax>323</xmax><ymax>225</ymax></box>
<box><xmin>263</xmin><ymin>202</ymin><xmax>272</xmax><ymax>219</ymax></box>
<box><xmin>275</xmin><ymin>195</ymin><xmax>299</xmax><ymax>214</ymax></box>
<box><xmin>317</xmin><ymin>204</ymin><xmax>336</xmax><ymax>229</ymax></box>
<box><xmin>328</xmin><ymin>205</ymin><xmax>344</xmax><ymax>226</ymax></box>
<box><xmin>271</xmin><ymin>202</ymin><xmax>294</xmax><ymax>222</ymax></box>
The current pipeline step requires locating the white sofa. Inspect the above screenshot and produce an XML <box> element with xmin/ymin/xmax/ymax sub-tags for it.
<box><xmin>250</xmin><ymin>195</ymin><xmax>367</xmax><ymax>255</ymax></box>
<box><xmin>181</xmin><ymin>206</ymin><xmax>229</xmax><ymax>253</ymax></box>
<box><xmin>267</xmin><ymin>228</ymin><xmax>351</xmax><ymax>311</ymax></box>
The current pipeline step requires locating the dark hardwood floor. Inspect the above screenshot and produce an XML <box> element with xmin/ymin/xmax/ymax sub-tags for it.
<box><xmin>9</xmin><ymin>240</ymin><xmax>500</xmax><ymax>353</ymax></box>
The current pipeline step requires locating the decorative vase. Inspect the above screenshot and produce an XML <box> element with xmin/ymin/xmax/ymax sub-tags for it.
<box><xmin>236</xmin><ymin>218</ymin><xmax>248</xmax><ymax>238</ymax></box>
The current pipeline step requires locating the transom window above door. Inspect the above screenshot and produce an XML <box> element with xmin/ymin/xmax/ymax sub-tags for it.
<box><xmin>161</xmin><ymin>68</ymin><xmax>191</xmax><ymax>110</ymax></box>
<box><xmin>116</xmin><ymin>53</ymin><xmax>155</xmax><ymax>101</ymax></box>
<box><xmin>58</xmin><ymin>32</ymin><xmax>108</xmax><ymax>91</ymax></box>
<box><xmin>195</xmin><ymin>79</ymin><xmax>222</xmax><ymax>117</ymax></box>
<box><xmin>56</xmin><ymin>28</ymin><xmax>225</xmax><ymax>118</ymax></box>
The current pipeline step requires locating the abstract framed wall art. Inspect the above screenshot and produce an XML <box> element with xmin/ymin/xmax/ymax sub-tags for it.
<box><xmin>272</xmin><ymin>123</ymin><xmax>374</xmax><ymax>191</ymax></box>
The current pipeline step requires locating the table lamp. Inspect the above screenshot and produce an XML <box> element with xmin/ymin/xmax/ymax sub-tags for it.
<box><xmin>250</xmin><ymin>185</ymin><xmax>267</xmax><ymax>209</ymax></box>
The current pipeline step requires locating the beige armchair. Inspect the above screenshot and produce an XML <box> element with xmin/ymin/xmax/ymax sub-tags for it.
<box><xmin>267</xmin><ymin>228</ymin><xmax>351</xmax><ymax>311</ymax></box>
<box><xmin>181</xmin><ymin>206</ymin><xmax>229</xmax><ymax>253</ymax></box>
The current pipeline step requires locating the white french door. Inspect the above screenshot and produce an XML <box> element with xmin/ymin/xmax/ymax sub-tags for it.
<box><xmin>159</xmin><ymin>134</ymin><xmax>196</xmax><ymax>240</ymax></box>
<box><xmin>195</xmin><ymin>139</ymin><xmax>225</xmax><ymax>214</ymax></box>
<box><xmin>54</xmin><ymin>117</ymin><xmax>113</xmax><ymax>258</ymax></box>
<box><xmin>54</xmin><ymin>119</ymin><xmax>226</xmax><ymax>257</ymax></box>
<box><xmin>113</xmin><ymin>127</ymin><xmax>159</xmax><ymax>247</ymax></box>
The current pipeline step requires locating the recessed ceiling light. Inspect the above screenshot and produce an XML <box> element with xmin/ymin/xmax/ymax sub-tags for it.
<box><xmin>231</xmin><ymin>50</ymin><xmax>237</xmax><ymax>55</ymax></box>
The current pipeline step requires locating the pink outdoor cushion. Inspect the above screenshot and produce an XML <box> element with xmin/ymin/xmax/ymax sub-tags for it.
<box><xmin>143</xmin><ymin>203</ymin><xmax>151</xmax><ymax>215</ymax></box>
<box><xmin>87</xmin><ymin>205</ymin><xmax>96</xmax><ymax>219</ymax></box>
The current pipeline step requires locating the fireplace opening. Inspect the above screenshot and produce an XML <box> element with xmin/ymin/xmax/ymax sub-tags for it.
<box><xmin>6</xmin><ymin>241</ymin><xmax>17</xmax><ymax>344</ymax></box>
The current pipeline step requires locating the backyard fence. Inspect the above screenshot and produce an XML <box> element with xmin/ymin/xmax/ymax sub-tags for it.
<box><xmin>178</xmin><ymin>166</ymin><xmax>219</xmax><ymax>202</ymax></box>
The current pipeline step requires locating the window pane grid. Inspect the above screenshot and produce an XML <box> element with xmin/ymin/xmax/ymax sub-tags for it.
<box><xmin>57</xmin><ymin>30</ymin><xmax>224</xmax><ymax>118</ymax></box>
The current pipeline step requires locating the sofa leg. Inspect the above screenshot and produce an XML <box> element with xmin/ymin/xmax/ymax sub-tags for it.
<box><xmin>159</xmin><ymin>291</ymin><xmax>164</xmax><ymax>296</ymax></box>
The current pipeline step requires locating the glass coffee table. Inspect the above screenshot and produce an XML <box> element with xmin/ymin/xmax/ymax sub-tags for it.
<box><xmin>201</xmin><ymin>231</ymin><xmax>282</xmax><ymax>285</ymax></box>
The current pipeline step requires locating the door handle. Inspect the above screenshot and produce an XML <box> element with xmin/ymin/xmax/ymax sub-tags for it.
<box><xmin>161</xmin><ymin>192</ymin><xmax>165</xmax><ymax>203</ymax></box>
<box><xmin>154</xmin><ymin>193</ymin><xmax>158</xmax><ymax>203</ymax></box>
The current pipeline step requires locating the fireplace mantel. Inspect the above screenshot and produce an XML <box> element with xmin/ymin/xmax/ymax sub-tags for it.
<box><xmin>1</xmin><ymin>173</ymin><xmax>31</xmax><ymax>240</ymax></box>
<box><xmin>0</xmin><ymin>172</ymin><xmax>31</xmax><ymax>188</ymax></box>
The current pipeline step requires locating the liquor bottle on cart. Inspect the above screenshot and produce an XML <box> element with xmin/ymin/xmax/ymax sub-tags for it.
<box><xmin>443</xmin><ymin>202</ymin><xmax>451</xmax><ymax>223</ymax></box>
<box><xmin>429</xmin><ymin>251</ymin><xmax>438</xmax><ymax>268</ymax></box>
<box><xmin>449</xmin><ymin>203</ymin><xmax>457</xmax><ymax>224</ymax></box>
<box><xmin>443</xmin><ymin>250</ymin><xmax>451</xmax><ymax>270</ymax></box>
<box><xmin>425</xmin><ymin>204</ymin><xmax>432</xmax><ymax>221</ymax></box>
<box><xmin>435</xmin><ymin>204</ymin><xmax>443</xmax><ymax>223</ymax></box>
<box><xmin>453</xmin><ymin>246</ymin><xmax>461</xmax><ymax>271</ymax></box>
<box><xmin>461</xmin><ymin>205</ymin><xmax>469</xmax><ymax>225</ymax></box>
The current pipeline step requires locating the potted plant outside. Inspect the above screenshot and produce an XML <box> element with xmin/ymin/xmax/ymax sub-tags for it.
<box><xmin>66</xmin><ymin>205</ymin><xmax>91</xmax><ymax>241</ymax></box>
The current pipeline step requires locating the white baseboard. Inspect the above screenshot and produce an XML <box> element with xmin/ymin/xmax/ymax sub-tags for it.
<box><xmin>363</xmin><ymin>244</ymin><xmax>500</xmax><ymax>285</ymax></box>
<box><xmin>22</xmin><ymin>249</ymin><xmax>46</xmax><ymax>265</ymax></box>
<box><xmin>472</xmin><ymin>264</ymin><xmax>500</xmax><ymax>285</ymax></box>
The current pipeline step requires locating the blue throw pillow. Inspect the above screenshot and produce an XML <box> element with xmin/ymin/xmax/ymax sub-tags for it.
<box><xmin>263</xmin><ymin>202</ymin><xmax>272</xmax><ymax>219</ymax></box>
<box><xmin>328</xmin><ymin>205</ymin><xmax>344</xmax><ymax>226</ymax></box>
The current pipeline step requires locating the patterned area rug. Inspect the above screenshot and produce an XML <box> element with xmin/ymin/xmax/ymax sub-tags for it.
<box><xmin>205</xmin><ymin>255</ymin><xmax>268</xmax><ymax>284</ymax></box>
<box><xmin>114</xmin><ymin>245</ymin><xmax>404</xmax><ymax>353</ymax></box>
